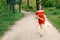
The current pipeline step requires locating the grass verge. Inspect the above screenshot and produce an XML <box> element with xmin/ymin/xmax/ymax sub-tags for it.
<box><xmin>0</xmin><ymin>10</ymin><xmax>25</xmax><ymax>37</ymax></box>
<box><xmin>45</xmin><ymin>7</ymin><xmax>60</xmax><ymax>31</ymax></box>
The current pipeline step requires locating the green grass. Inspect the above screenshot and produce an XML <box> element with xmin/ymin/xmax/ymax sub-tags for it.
<box><xmin>0</xmin><ymin>10</ymin><xmax>24</xmax><ymax>37</ymax></box>
<box><xmin>45</xmin><ymin>7</ymin><xmax>60</xmax><ymax>31</ymax></box>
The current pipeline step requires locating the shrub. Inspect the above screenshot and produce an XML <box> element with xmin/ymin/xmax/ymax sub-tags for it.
<box><xmin>22</xmin><ymin>4</ymin><xmax>35</xmax><ymax>11</ymax></box>
<box><xmin>56</xmin><ymin>5</ymin><xmax>60</xmax><ymax>9</ymax></box>
<box><xmin>42</xmin><ymin>1</ymin><xmax>54</xmax><ymax>7</ymax></box>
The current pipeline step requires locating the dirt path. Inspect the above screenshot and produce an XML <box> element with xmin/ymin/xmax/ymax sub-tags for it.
<box><xmin>0</xmin><ymin>11</ymin><xmax>60</xmax><ymax>40</ymax></box>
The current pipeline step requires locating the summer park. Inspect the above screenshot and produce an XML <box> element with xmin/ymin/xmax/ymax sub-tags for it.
<box><xmin>0</xmin><ymin>0</ymin><xmax>60</xmax><ymax>40</ymax></box>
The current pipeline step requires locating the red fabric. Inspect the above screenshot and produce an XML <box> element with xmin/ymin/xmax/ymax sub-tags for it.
<box><xmin>36</xmin><ymin>11</ymin><xmax>45</xmax><ymax>24</ymax></box>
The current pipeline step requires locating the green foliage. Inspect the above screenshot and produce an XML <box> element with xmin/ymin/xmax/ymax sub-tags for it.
<box><xmin>21</xmin><ymin>0</ymin><xmax>58</xmax><ymax>11</ymax></box>
<box><xmin>16</xmin><ymin>0</ymin><xmax>20</xmax><ymax>5</ymax></box>
<box><xmin>0</xmin><ymin>10</ymin><xmax>24</xmax><ymax>36</ymax></box>
<box><xmin>0</xmin><ymin>0</ymin><xmax>7</xmax><ymax>13</ymax></box>
<box><xmin>56</xmin><ymin>4</ymin><xmax>60</xmax><ymax>8</ymax></box>
<box><xmin>42</xmin><ymin>0</ymin><xmax>54</xmax><ymax>7</ymax></box>
<box><xmin>22</xmin><ymin>4</ymin><xmax>36</xmax><ymax>12</ymax></box>
<box><xmin>0</xmin><ymin>0</ymin><xmax>24</xmax><ymax>37</ymax></box>
<box><xmin>45</xmin><ymin>7</ymin><xmax>60</xmax><ymax>31</ymax></box>
<box><xmin>56</xmin><ymin>0</ymin><xmax>60</xmax><ymax>9</ymax></box>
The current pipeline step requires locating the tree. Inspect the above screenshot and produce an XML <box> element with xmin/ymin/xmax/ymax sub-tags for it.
<box><xmin>12</xmin><ymin>0</ymin><xmax>16</xmax><ymax>13</ymax></box>
<box><xmin>16</xmin><ymin>0</ymin><xmax>22</xmax><ymax>12</ymax></box>
<box><xmin>56</xmin><ymin>0</ymin><xmax>60</xmax><ymax>8</ymax></box>
<box><xmin>7</xmin><ymin>0</ymin><xmax>12</xmax><ymax>9</ymax></box>
<box><xmin>7</xmin><ymin>0</ymin><xmax>11</xmax><ymax>4</ymax></box>
<box><xmin>27</xmin><ymin>0</ymin><xmax>29</xmax><ymax>7</ymax></box>
<box><xmin>7</xmin><ymin>0</ymin><xmax>16</xmax><ymax>13</ymax></box>
<box><xmin>0</xmin><ymin>0</ymin><xmax>7</xmax><ymax>12</ymax></box>
<box><xmin>41</xmin><ymin>0</ymin><xmax>48</xmax><ymax>7</ymax></box>
<box><xmin>19</xmin><ymin>0</ymin><xmax>22</xmax><ymax>12</ymax></box>
<box><xmin>36</xmin><ymin>0</ymin><xmax>40</xmax><ymax>10</ymax></box>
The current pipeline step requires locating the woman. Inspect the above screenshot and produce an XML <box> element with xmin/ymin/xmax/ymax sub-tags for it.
<box><xmin>36</xmin><ymin>5</ymin><xmax>45</xmax><ymax>35</ymax></box>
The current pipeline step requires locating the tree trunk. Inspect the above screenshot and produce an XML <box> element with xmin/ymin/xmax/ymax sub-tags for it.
<box><xmin>19</xmin><ymin>0</ymin><xmax>22</xmax><ymax>12</ymax></box>
<box><xmin>36</xmin><ymin>0</ymin><xmax>40</xmax><ymax>10</ymax></box>
<box><xmin>27</xmin><ymin>0</ymin><xmax>29</xmax><ymax>7</ymax></box>
<box><xmin>7</xmin><ymin>0</ymin><xmax>16</xmax><ymax>13</ymax></box>
<box><xmin>11</xmin><ymin>0</ymin><xmax>15</xmax><ymax>13</ymax></box>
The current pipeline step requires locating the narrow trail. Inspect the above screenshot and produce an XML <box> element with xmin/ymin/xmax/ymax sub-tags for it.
<box><xmin>0</xmin><ymin>11</ymin><xmax>60</xmax><ymax>40</ymax></box>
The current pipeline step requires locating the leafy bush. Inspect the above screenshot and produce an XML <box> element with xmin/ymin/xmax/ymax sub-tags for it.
<box><xmin>22</xmin><ymin>4</ymin><xmax>35</xmax><ymax>11</ymax></box>
<box><xmin>0</xmin><ymin>10</ymin><xmax>24</xmax><ymax>36</ymax></box>
<box><xmin>45</xmin><ymin>7</ymin><xmax>60</xmax><ymax>31</ymax></box>
<box><xmin>56</xmin><ymin>4</ymin><xmax>60</xmax><ymax>9</ymax></box>
<box><xmin>43</xmin><ymin>1</ymin><xmax>54</xmax><ymax>7</ymax></box>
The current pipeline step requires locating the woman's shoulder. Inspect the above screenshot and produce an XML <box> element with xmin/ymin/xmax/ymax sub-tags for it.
<box><xmin>36</xmin><ymin>10</ymin><xmax>44</xmax><ymax>12</ymax></box>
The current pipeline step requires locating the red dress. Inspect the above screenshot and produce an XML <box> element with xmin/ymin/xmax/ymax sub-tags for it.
<box><xmin>36</xmin><ymin>10</ymin><xmax>45</xmax><ymax>24</ymax></box>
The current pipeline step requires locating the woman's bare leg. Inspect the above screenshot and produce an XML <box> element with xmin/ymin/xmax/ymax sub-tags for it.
<box><xmin>40</xmin><ymin>24</ymin><xmax>44</xmax><ymax>31</ymax></box>
<box><xmin>40</xmin><ymin>24</ymin><xmax>44</xmax><ymax>35</ymax></box>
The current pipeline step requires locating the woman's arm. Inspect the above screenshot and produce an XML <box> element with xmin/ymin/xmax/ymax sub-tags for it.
<box><xmin>35</xmin><ymin>15</ymin><xmax>44</xmax><ymax>20</ymax></box>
